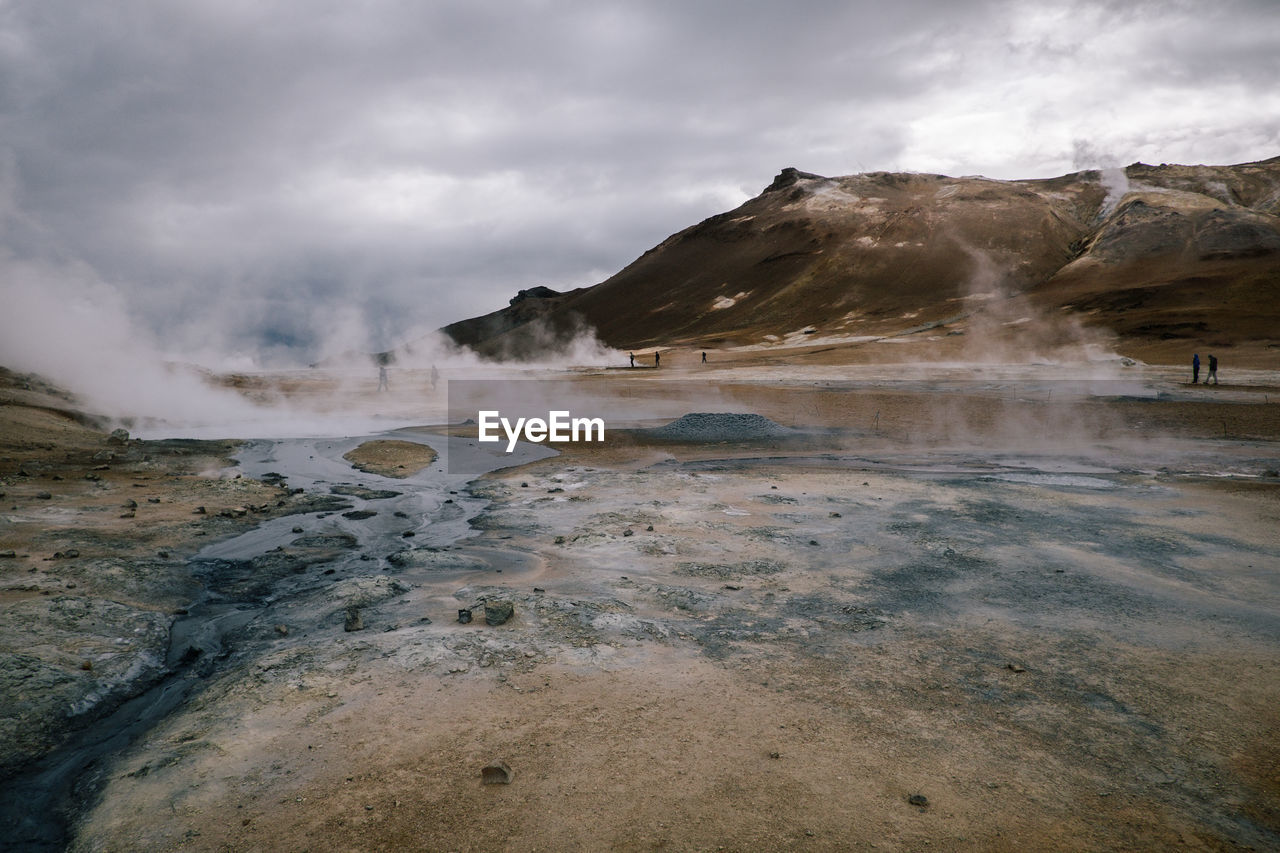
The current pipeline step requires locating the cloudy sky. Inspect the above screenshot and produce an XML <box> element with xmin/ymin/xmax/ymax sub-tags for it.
<box><xmin>2</xmin><ymin>0</ymin><xmax>1278</xmax><ymax>366</ymax></box>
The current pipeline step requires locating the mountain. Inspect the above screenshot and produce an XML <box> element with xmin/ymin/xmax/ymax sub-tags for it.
<box><xmin>437</xmin><ymin>158</ymin><xmax>1280</xmax><ymax>365</ymax></box>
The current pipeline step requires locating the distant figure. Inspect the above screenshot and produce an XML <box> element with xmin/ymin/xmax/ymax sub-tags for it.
<box><xmin>701</xmin><ymin>351</ymin><xmax>707</xmax><ymax>363</ymax></box>
<box><xmin>430</xmin><ymin>364</ymin><xmax>440</xmax><ymax>390</ymax></box>
<box><xmin>1191</xmin><ymin>353</ymin><xmax>1200</xmax><ymax>384</ymax></box>
<box><xmin>1207</xmin><ymin>354</ymin><xmax>1218</xmax><ymax>385</ymax></box>
<box><xmin>377</xmin><ymin>365</ymin><xmax>389</xmax><ymax>392</ymax></box>
<box><xmin>629</xmin><ymin>352</ymin><xmax>635</xmax><ymax>367</ymax></box>
<box><xmin>655</xmin><ymin>351</ymin><xmax>660</xmax><ymax>367</ymax></box>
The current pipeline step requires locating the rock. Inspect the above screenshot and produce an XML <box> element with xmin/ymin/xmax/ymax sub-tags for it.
<box><xmin>123</xmin><ymin>499</ymin><xmax>137</xmax><ymax>509</ymax></box>
<box><xmin>623</xmin><ymin>528</ymin><xmax>634</xmax><ymax>537</ymax></box>
<box><xmin>292</xmin><ymin>526</ymin><xmax>304</xmax><ymax>534</ymax></box>
<box><xmin>194</xmin><ymin>506</ymin><xmax>206</xmax><ymax>514</ymax></box>
<box><xmin>275</xmin><ymin>624</ymin><xmax>289</xmax><ymax>636</ymax></box>
<box><xmin>329</xmin><ymin>485</ymin><xmax>402</xmax><ymax>500</ymax></box>
<box><xmin>1007</xmin><ymin>663</ymin><xmax>1026</xmax><ymax>673</ymax></box>
<box><xmin>907</xmin><ymin>794</ymin><xmax>929</xmax><ymax>808</ymax></box>
<box><xmin>342</xmin><ymin>509</ymin><xmax>378</xmax><ymax>520</ymax></box>
<box><xmin>92</xmin><ymin>450</ymin><xmax>114</xmax><ymax>462</ymax></box>
<box><xmin>829</xmin><ymin>511</ymin><xmax>842</xmax><ymax>518</ymax></box>
<box><xmin>484</xmin><ymin>600</ymin><xmax>515</xmax><ymax>626</ymax></box>
<box><xmin>0</xmin><ymin>550</ymin><xmax>14</xmax><ymax>558</ymax></box>
<box><xmin>481</xmin><ymin>760</ymin><xmax>513</xmax><ymax>784</ymax></box>
<box><xmin>36</xmin><ymin>492</ymin><xmax>52</xmax><ymax>500</ymax></box>
<box><xmin>107</xmin><ymin>428</ymin><xmax>130</xmax><ymax>445</ymax></box>
<box><xmin>457</xmin><ymin>608</ymin><xmax>473</xmax><ymax>624</ymax></box>
<box><xmin>344</xmin><ymin>607</ymin><xmax>363</xmax><ymax>632</ymax></box>
<box><xmin>646</xmin><ymin>525</ymin><xmax>654</xmax><ymax>531</ymax></box>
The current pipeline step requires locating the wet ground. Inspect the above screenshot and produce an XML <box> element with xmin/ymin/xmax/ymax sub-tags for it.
<box><xmin>59</xmin><ymin>421</ymin><xmax>1280</xmax><ymax>851</ymax></box>
<box><xmin>3</xmin><ymin>363</ymin><xmax>1279</xmax><ymax>851</ymax></box>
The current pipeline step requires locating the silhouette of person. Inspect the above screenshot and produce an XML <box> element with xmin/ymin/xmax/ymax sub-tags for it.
<box><xmin>377</xmin><ymin>365</ymin><xmax>389</xmax><ymax>391</ymax></box>
<box><xmin>654</xmin><ymin>351</ymin><xmax>660</xmax><ymax>367</ymax></box>
<box><xmin>1207</xmin><ymin>354</ymin><xmax>1218</xmax><ymax>385</ymax></box>
<box><xmin>1192</xmin><ymin>353</ymin><xmax>1200</xmax><ymax>384</ymax></box>
<box><xmin>430</xmin><ymin>364</ymin><xmax>440</xmax><ymax>390</ymax></box>
<box><xmin>701</xmin><ymin>351</ymin><xmax>707</xmax><ymax>363</ymax></box>
<box><xmin>629</xmin><ymin>352</ymin><xmax>635</xmax><ymax>367</ymax></box>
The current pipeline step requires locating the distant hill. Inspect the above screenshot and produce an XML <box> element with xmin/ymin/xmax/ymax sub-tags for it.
<box><xmin>433</xmin><ymin>157</ymin><xmax>1280</xmax><ymax>365</ymax></box>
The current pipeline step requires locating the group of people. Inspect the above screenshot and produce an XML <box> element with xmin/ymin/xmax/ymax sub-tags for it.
<box><xmin>628</xmin><ymin>350</ymin><xmax>708</xmax><ymax>367</ymax></box>
<box><xmin>1191</xmin><ymin>353</ymin><xmax>1219</xmax><ymax>385</ymax></box>
<box><xmin>376</xmin><ymin>363</ymin><xmax>440</xmax><ymax>391</ymax></box>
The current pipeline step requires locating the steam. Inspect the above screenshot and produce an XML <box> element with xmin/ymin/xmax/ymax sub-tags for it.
<box><xmin>0</xmin><ymin>252</ymin><xmax>267</xmax><ymax>426</ymax></box>
<box><xmin>953</xmin><ymin>242</ymin><xmax>1120</xmax><ymax>370</ymax></box>
<box><xmin>1072</xmin><ymin>139</ymin><xmax>1131</xmax><ymax>215</ymax></box>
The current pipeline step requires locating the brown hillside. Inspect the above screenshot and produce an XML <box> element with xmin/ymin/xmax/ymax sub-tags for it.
<box><xmin>437</xmin><ymin>158</ymin><xmax>1280</xmax><ymax>365</ymax></box>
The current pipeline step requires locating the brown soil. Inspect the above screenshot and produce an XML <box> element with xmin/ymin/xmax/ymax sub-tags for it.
<box><xmin>342</xmin><ymin>439</ymin><xmax>439</xmax><ymax>478</ymax></box>
<box><xmin>3</xmin><ymin>362</ymin><xmax>1278</xmax><ymax>851</ymax></box>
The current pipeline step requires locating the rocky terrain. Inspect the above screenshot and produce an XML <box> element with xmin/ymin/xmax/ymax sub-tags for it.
<box><xmin>437</xmin><ymin>158</ymin><xmax>1280</xmax><ymax>366</ymax></box>
<box><xmin>3</xmin><ymin>359</ymin><xmax>1278</xmax><ymax>851</ymax></box>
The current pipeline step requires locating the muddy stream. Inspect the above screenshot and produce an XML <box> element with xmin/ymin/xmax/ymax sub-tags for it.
<box><xmin>0</xmin><ymin>430</ymin><xmax>553</xmax><ymax>851</ymax></box>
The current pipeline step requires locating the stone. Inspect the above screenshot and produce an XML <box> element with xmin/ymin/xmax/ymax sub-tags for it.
<box><xmin>123</xmin><ymin>499</ymin><xmax>138</xmax><ymax>509</ymax></box>
<box><xmin>344</xmin><ymin>607</ymin><xmax>364</xmax><ymax>632</ymax></box>
<box><xmin>275</xmin><ymin>624</ymin><xmax>289</xmax><ymax>636</ymax></box>
<box><xmin>623</xmin><ymin>528</ymin><xmax>634</xmax><ymax>537</ymax></box>
<box><xmin>342</xmin><ymin>509</ymin><xmax>378</xmax><ymax>520</ymax></box>
<box><xmin>907</xmin><ymin>794</ymin><xmax>929</xmax><ymax>808</ymax></box>
<box><xmin>107</xmin><ymin>428</ymin><xmax>130</xmax><ymax>445</ymax></box>
<box><xmin>36</xmin><ymin>492</ymin><xmax>52</xmax><ymax>500</ymax></box>
<box><xmin>484</xmin><ymin>600</ymin><xmax>514</xmax><ymax>626</ymax></box>
<box><xmin>457</xmin><ymin>608</ymin><xmax>473</xmax><ymax>624</ymax></box>
<box><xmin>481</xmin><ymin>760</ymin><xmax>513</xmax><ymax>784</ymax></box>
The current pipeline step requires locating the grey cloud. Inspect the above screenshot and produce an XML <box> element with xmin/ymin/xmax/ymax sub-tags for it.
<box><xmin>1</xmin><ymin>0</ymin><xmax>1278</xmax><ymax>365</ymax></box>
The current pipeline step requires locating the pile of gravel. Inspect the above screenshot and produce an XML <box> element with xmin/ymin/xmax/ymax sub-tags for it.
<box><xmin>645</xmin><ymin>412</ymin><xmax>794</xmax><ymax>442</ymax></box>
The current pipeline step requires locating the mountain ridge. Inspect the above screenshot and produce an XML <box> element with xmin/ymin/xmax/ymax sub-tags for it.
<box><xmin>434</xmin><ymin>157</ymin><xmax>1280</xmax><ymax>365</ymax></box>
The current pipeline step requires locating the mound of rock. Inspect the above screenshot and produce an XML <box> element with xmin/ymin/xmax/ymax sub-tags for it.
<box><xmin>646</xmin><ymin>412</ymin><xmax>794</xmax><ymax>442</ymax></box>
<box><xmin>330</xmin><ymin>575</ymin><xmax>411</xmax><ymax>608</ymax></box>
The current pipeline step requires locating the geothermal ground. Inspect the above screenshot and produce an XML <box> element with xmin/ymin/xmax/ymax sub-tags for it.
<box><xmin>1</xmin><ymin>350</ymin><xmax>1279</xmax><ymax>852</ymax></box>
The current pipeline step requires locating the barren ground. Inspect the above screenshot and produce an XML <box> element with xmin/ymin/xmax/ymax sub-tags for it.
<box><xmin>2</xmin><ymin>355</ymin><xmax>1279</xmax><ymax>852</ymax></box>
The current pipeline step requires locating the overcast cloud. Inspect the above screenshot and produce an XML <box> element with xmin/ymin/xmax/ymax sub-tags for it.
<box><xmin>2</xmin><ymin>0</ymin><xmax>1278</xmax><ymax>366</ymax></box>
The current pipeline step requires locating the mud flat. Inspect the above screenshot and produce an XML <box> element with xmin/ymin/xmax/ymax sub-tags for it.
<box><xmin>4</xmin><ymin>365</ymin><xmax>1280</xmax><ymax>851</ymax></box>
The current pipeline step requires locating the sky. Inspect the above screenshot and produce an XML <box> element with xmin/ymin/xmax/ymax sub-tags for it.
<box><xmin>2</xmin><ymin>0</ymin><xmax>1279</xmax><ymax>368</ymax></box>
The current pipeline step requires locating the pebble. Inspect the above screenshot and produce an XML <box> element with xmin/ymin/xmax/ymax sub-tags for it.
<box><xmin>907</xmin><ymin>794</ymin><xmax>929</xmax><ymax>808</ymax></box>
<box><xmin>481</xmin><ymin>760</ymin><xmax>513</xmax><ymax>784</ymax></box>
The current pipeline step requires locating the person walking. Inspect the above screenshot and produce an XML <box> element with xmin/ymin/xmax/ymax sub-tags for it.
<box><xmin>701</xmin><ymin>351</ymin><xmax>707</xmax><ymax>363</ymax></box>
<box><xmin>655</xmin><ymin>351</ymin><xmax>660</xmax><ymax>367</ymax></box>
<box><xmin>430</xmin><ymin>364</ymin><xmax>439</xmax><ymax>390</ymax></box>
<box><xmin>629</xmin><ymin>352</ymin><xmax>635</xmax><ymax>368</ymax></box>
<box><xmin>377</xmin><ymin>364</ymin><xmax>389</xmax><ymax>391</ymax></box>
<box><xmin>1207</xmin><ymin>354</ymin><xmax>1218</xmax><ymax>385</ymax></box>
<box><xmin>1191</xmin><ymin>353</ymin><xmax>1200</xmax><ymax>384</ymax></box>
